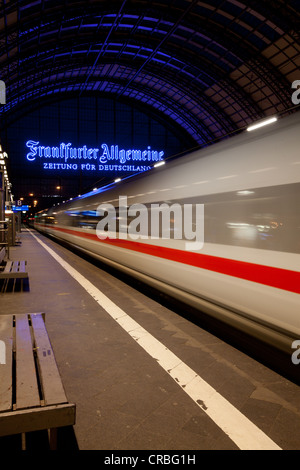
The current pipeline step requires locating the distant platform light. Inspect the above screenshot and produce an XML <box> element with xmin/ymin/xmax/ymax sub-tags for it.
<box><xmin>154</xmin><ymin>161</ymin><xmax>165</xmax><ymax>168</ymax></box>
<box><xmin>247</xmin><ymin>117</ymin><xmax>277</xmax><ymax>132</ymax></box>
<box><xmin>114</xmin><ymin>178</ymin><xmax>121</xmax><ymax>183</ymax></box>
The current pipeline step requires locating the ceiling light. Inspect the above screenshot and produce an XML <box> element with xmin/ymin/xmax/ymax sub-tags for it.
<box><xmin>247</xmin><ymin>117</ymin><xmax>277</xmax><ymax>132</ymax></box>
<box><xmin>154</xmin><ymin>161</ymin><xmax>165</xmax><ymax>168</ymax></box>
<box><xmin>237</xmin><ymin>190</ymin><xmax>255</xmax><ymax>196</ymax></box>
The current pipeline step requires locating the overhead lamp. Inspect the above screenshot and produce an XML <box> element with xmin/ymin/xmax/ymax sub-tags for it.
<box><xmin>114</xmin><ymin>178</ymin><xmax>121</xmax><ymax>183</ymax></box>
<box><xmin>237</xmin><ymin>190</ymin><xmax>255</xmax><ymax>196</ymax></box>
<box><xmin>154</xmin><ymin>161</ymin><xmax>165</xmax><ymax>168</ymax></box>
<box><xmin>0</xmin><ymin>159</ymin><xmax>5</xmax><ymax>165</ymax></box>
<box><xmin>247</xmin><ymin>117</ymin><xmax>277</xmax><ymax>132</ymax></box>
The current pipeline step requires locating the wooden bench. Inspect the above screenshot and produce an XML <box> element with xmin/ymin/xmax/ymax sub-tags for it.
<box><xmin>0</xmin><ymin>248</ymin><xmax>28</xmax><ymax>292</ymax></box>
<box><xmin>0</xmin><ymin>313</ymin><xmax>76</xmax><ymax>449</ymax></box>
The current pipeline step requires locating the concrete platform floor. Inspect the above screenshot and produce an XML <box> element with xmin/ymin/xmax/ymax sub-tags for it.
<box><xmin>0</xmin><ymin>228</ymin><xmax>299</xmax><ymax>451</ymax></box>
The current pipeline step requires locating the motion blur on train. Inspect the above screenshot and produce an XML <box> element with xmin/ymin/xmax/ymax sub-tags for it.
<box><xmin>34</xmin><ymin>112</ymin><xmax>300</xmax><ymax>356</ymax></box>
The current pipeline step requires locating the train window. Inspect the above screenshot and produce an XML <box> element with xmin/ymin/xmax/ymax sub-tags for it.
<box><xmin>77</xmin><ymin>211</ymin><xmax>99</xmax><ymax>229</ymax></box>
<box><xmin>181</xmin><ymin>182</ymin><xmax>300</xmax><ymax>254</ymax></box>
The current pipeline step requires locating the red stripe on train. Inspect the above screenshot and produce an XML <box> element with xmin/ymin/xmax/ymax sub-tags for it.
<box><xmin>35</xmin><ymin>223</ymin><xmax>300</xmax><ymax>294</ymax></box>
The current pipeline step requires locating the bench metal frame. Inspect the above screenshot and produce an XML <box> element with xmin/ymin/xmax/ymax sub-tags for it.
<box><xmin>0</xmin><ymin>313</ymin><xmax>76</xmax><ymax>449</ymax></box>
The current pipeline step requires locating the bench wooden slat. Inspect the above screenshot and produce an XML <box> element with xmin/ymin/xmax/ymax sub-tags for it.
<box><xmin>0</xmin><ymin>315</ymin><xmax>13</xmax><ymax>412</ymax></box>
<box><xmin>15</xmin><ymin>314</ymin><xmax>40</xmax><ymax>410</ymax></box>
<box><xmin>3</xmin><ymin>261</ymin><xmax>12</xmax><ymax>273</ymax></box>
<box><xmin>11</xmin><ymin>261</ymin><xmax>19</xmax><ymax>273</ymax></box>
<box><xmin>30</xmin><ymin>313</ymin><xmax>68</xmax><ymax>406</ymax></box>
<box><xmin>19</xmin><ymin>260</ymin><xmax>26</xmax><ymax>272</ymax></box>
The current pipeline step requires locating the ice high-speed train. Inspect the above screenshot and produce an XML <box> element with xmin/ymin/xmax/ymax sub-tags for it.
<box><xmin>35</xmin><ymin>112</ymin><xmax>300</xmax><ymax>356</ymax></box>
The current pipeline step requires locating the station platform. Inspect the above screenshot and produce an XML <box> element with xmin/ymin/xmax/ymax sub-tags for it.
<box><xmin>0</xmin><ymin>228</ymin><xmax>299</xmax><ymax>452</ymax></box>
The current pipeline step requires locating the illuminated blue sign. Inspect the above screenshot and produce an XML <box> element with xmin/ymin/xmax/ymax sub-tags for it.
<box><xmin>12</xmin><ymin>205</ymin><xmax>29</xmax><ymax>211</ymax></box>
<box><xmin>25</xmin><ymin>140</ymin><xmax>164</xmax><ymax>173</ymax></box>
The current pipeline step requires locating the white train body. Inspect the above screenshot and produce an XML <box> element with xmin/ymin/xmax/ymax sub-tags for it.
<box><xmin>35</xmin><ymin>112</ymin><xmax>300</xmax><ymax>354</ymax></box>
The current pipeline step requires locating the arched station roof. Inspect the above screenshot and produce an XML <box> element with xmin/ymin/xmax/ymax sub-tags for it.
<box><xmin>0</xmin><ymin>0</ymin><xmax>299</xmax><ymax>148</ymax></box>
